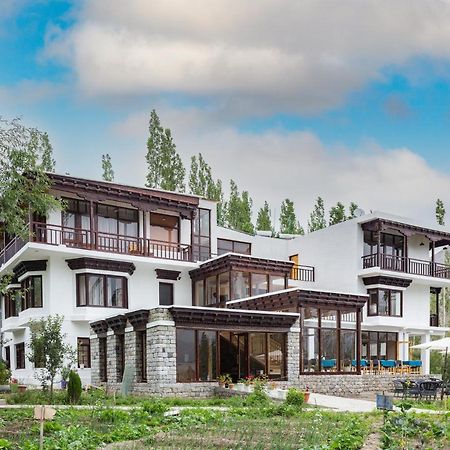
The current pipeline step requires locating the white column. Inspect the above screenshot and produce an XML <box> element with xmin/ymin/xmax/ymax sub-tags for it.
<box><xmin>420</xmin><ymin>333</ymin><xmax>431</xmax><ymax>375</ymax></box>
<box><xmin>399</xmin><ymin>331</ymin><xmax>409</xmax><ymax>361</ymax></box>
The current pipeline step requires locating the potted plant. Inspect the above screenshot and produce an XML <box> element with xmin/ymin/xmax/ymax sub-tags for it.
<box><xmin>303</xmin><ymin>387</ymin><xmax>310</xmax><ymax>403</ymax></box>
<box><xmin>218</xmin><ymin>374</ymin><xmax>228</xmax><ymax>388</ymax></box>
<box><xmin>226</xmin><ymin>375</ymin><xmax>234</xmax><ymax>389</ymax></box>
<box><xmin>0</xmin><ymin>360</ymin><xmax>11</xmax><ymax>393</ymax></box>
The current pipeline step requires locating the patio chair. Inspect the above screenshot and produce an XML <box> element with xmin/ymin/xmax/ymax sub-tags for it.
<box><xmin>404</xmin><ymin>381</ymin><xmax>421</xmax><ymax>399</ymax></box>
<box><xmin>419</xmin><ymin>381</ymin><xmax>440</xmax><ymax>400</ymax></box>
<box><xmin>408</xmin><ymin>360</ymin><xmax>422</xmax><ymax>374</ymax></box>
<box><xmin>393</xmin><ymin>379</ymin><xmax>405</xmax><ymax>398</ymax></box>
<box><xmin>321</xmin><ymin>359</ymin><xmax>336</xmax><ymax>371</ymax></box>
<box><xmin>380</xmin><ymin>360</ymin><xmax>396</xmax><ymax>374</ymax></box>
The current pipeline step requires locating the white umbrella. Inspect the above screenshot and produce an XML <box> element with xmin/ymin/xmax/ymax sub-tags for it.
<box><xmin>412</xmin><ymin>336</ymin><xmax>449</xmax><ymax>400</ymax></box>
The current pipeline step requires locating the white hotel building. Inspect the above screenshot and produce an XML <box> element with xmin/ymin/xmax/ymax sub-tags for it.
<box><xmin>0</xmin><ymin>173</ymin><xmax>448</xmax><ymax>391</ymax></box>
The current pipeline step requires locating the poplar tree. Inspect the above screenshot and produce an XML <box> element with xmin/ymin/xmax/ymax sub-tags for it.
<box><xmin>348</xmin><ymin>202</ymin><xmax>358</xmax><ymax>219</ymax></box>
<box><xmin>40</xmin><ymin>132</ymin><xmax>55</xmax><ymax>173</ymax></box>
<box><xmin>256</xmin><ymin>201</ymin><xmax>273</xmax><ymax>233</ymax></box>
<box><xmin>280</xmin><ymin>199</ymin><xmax>304</xmax><ymax>235</ymax></box>
<box><xmin>226</xmin><ymin>180</ymin><xmax>254</xmax><ymax>234</ymax></box>
<box><xmin>101</xmin><ymin>153</ymin><xmax>114</xmax><ymax>182</ymax></box>
<box><xmin>329</xmin><ymin>202</ymin><xmax>346</xmax><ymax>225</ymax></box>
<box><xmin>145</xmin><ymin>110</ymin><xmax>185</xmax><ymax>192</ymax></box>
<box><xmin>436</xmin><ymin>198</ymin><xmax>445</xmax><ymax>226</ymax></box>
<box><xmin>308</xmin><ymin>196</ymin><xmax>326</xmax><ymax>232</ymax></box>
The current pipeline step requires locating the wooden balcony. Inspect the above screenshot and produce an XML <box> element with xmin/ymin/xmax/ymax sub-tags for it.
<box><xmin>0</xmin><ymin>222</ymin><xmax>193</xmax><ymax>265</ymax></box>
<box><xmin>362</xmin><ymin>253</ymin><xmax>450</xmax><ymax>279</ymax></box>
<box><xmin>289</xmin><ymin>264</ymin><xmax>315</xmax><ymax>282</ymax></box>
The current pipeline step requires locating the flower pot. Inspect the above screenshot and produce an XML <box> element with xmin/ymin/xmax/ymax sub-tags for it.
<box><xmin>228</xmin><ymin>383</ymin><xmax>235</xmax><ymax>390</ymax></box>
<box><xmin>17</xmin><ymin>385</ymin><xmax>27</xmax><ymax>393</ymax></box>
<box><xmin>218</xmin><ymin>381</ymin><xmax>225</xmax><ymax>388</ymax></box>
<box><xmin>304</xmin><ymin>392</ymin><xmax>310</xmax><ymax>403</ymax></box>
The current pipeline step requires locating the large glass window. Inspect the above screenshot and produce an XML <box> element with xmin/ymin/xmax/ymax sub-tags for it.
<box><xmin>193</xmin><ymin>208</ymin><xmax>211</xmax><ymax>261</ymax></box>
<box><xmin>367</xmin><ymin>289</ymin><xmax>402</xmax><ymax>317</ymax></box>
<box><xmin>362</xmin><ymin>331</ymin><xmax>397</xmax><ymax>360</ymax></box>
<box><xmin>77</xmin><ymin>337</ymin><xmax>91</xmax><ymax>368</ymax></box>
<box><xmin>268</xmin><ymin>333</ymin><xmax>285</xmax><ymax>378</ymax></box>
<box><xmin>363</xmin><ymin>230</ymin><xmax>377</xmax><ymax>256</ymax></box>
<box><xmin>269</xmin><ymin>275</ymin><xmax>285</xmax><ymax>292</ymax></box>
<box><xmin>218</xmin><ymin>272</ymin><xmax>230</xmax><ymax>303</ymax></box>
<box><xmin>217</xmin><ymin>239</ymin><xmax>251</xmax><ymax>256</ymax></box>
<box><xmin>302</xmin><ymin>328</ymin><xmax>319</xmax><ymax>372</ymax></box>
<box><xmin>321</xmin><ymin>329</ymin><xmax>338</xmax><ymax>372</ymax></box>
<box><xmin>21</xmin><ymin>276</ymin><xmax>43</xmax><ymax>310</ymax></box>
<box><xmin>150</xmin><ymin>213</ymin><xmax>179</xmax><ymax>243</ymax></box>
<box><xmin>194</xmin><ymin>280</ymin><xmax>205</xmax><ymax>306</ymax></box>
<box><xmin>251</xmin><ymin>273</ymin><xmax>268</xmax><ymax>296</ymax></box>
<box><xmin>231</xmin><ymin>271</ymin><xmax>250</xmax><ymax>300</ymax></box>
<box><xmin>76</xmin><ymin>274</ymin><xmax>127</xmax><ymax>308</ymax></box>
<box><xmin>4</xmin><ymin>289</ymin><xmax>20</xmax><ymax>318</ymax></box>
<box><xmin>198</xmin><ymin>331</ymin><xmax>217</xmax><ymax>381</ymax></box>
<box><xmin>205</xmin><ymin>275</ymin><xmax>218</xmax><ymax>305</ymax></box>
<box><xmin>159</xmin><ymin>282</ymin><xmax>174</xmax><ymax>306</ymax></box>
<box><xmin>176</xmin><ymin>329</ymin><xmax>196</xmax><ymax>382</ymax></box>
<box><xmin>15</xmin><ymin>343</ymin><xmax>25</xmax><ymax>369</ymax></box>
<box><xmin>249</xmin><ymin>333</ymin><xmax>267</xmax><ymax>376</ymax></box>
<box><xmin>340</xmin><ymin>330</ymin><xmax>356</xmax><ymax>372</ymax></box>
<box><xmin>62</xmin><ymin>198</ymin><xmax>91</xmax><ymax>239</ymax></box>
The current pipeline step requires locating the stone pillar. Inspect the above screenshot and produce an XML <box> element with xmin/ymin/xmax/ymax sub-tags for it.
<box><xmin>286</xmin><ymin>317</ymin><xmax>300</xmax><ymax>382</ymax></box>
<box><xmin>147</xmin><ymin>308</ymin><xmax>177</xmax><ymax>389</ymax></box>
<box><xmin>124</xmin><ymin>327</ymin><xmax>138</xmax><ymax>384</ymax></box>
<box><xmin>90</xmin><ymin>333</ymin><xmax>100</xmax><ymax>386</ymax></box>
<box><xmin>106</xmin><ymin>331</ymin><xmax>120</xmax><ymax>383</ymax></box>
<box><xmin>421</xmin><ymin>333</ymin><xmax>431</xmax><ymax>375</ymax></box>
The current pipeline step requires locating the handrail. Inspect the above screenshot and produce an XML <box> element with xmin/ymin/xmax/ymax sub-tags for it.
<box><xmin>289</xmin><ymin>264</ymin><xmax>315</xmax><ymax>282</ymax></box>
<box><xmin>362</xmin><ymin>252</ymin><xmax>450</xmax><ymax>279</ymax></box>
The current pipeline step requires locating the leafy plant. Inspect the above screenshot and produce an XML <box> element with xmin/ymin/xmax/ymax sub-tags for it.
<box><xmin>244</xmin><ymin>380</ymin><xmax>271</xmax><ymax>407</ymax></box>
<box><xmin>285</xmin><ymin>387</ymin><xmax>305</xmax><ymax>408</ymax></box>
<box><xmin>0</xmin><ymin>360</ymin><xmax>11</xmax><ymax>385</ymax></box>
<box><xmin>67</xmin><ymin>370</ymin><xmax>82</xmax><ymax>404</ymax></box>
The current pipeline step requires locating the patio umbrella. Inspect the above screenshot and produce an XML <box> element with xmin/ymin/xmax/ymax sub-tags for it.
<box><xmin>412</xmin><ymin>337</ymin><xmax>450</xmax><ymax>400</ymax></box>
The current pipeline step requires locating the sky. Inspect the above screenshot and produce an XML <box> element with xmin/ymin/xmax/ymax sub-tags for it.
<box><xmin>3</xmin><ymin>0</ymin><xmax>450</xmax><ymax>227</ymax></box>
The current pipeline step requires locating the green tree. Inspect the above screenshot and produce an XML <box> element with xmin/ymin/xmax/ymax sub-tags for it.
<box><xmin>436</xmin><ymin>198</ymin><xmax>445</xmax><ymax>226</ymax></box>
<box><xmin>27</xmin><ymin>315</ymin><xmax>75</xmax><ymax>401</ymax></box>
<box><xmin>40</xmin><ymin>132</ymin><xmax>55</xmax><ymax>173</ymax></box>
<box><xmin>348</xmin><ymin>202</ymin><xmax>358</xmax><ymax>219</ymax></box>
<box><xmin>308</xmin><ymin>196</ymin><xmax>326</xmax><ymax>232</ymax></box>
<box><xmin>329</xmin><ymin>202</ymin><xmax>346</xmax><ymax>225</ymax></box>
<box><xmin>145</xmin><ymin>110</ymin><xmax>185</xmax><ymax>192</ymax></box>
<box><xmin>280</xmin><ymin>199</ymin><xmax>304</xmax><ymax>235</ymax></box>
<box><xmin>101</xmin><ymin>153</ymin><xmax>114</xmax><ymax>182</ymax></box>
<box><xmin>226</xmin><ymin>180</ymin><xmax>254</xmax><ymax>234</ymax></box>
<box><xmin>0</xmin><ymin>117</ymin><xmax>61</xmax><ymax>239</ymax></box>
<box><xmin>256</xmin><ymin>201</ymin><xmax>273</xmax><ymax>233</ymax></box>
<box><xmin>67</xmin><ymin>370</ymin><xmax>82</xmax><ymax>404</ymax></box>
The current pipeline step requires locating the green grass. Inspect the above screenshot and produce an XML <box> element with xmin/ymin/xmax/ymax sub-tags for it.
<box><xmin>393</xmin><ymin>397</ymin><xmax>450</xmax><ymax>411</ymax></box>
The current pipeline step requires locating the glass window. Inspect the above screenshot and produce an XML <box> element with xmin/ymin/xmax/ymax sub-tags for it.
<box><xmin>150</xmin><ymin>213</ymin><xmax>179</xmax><ymax>243</ymax></box>
<box><xmin>363</xmin><ymin>230</ymin><xmax>377</xmax><ymax>256</ymax></box>
<box><xmin>368</xmin><ymin>290</ymin><xmax>378</xmax><ymax>315</ymax></box>
<box><xmin>390</xmin><ymin>291</ymin><xmax>402</xmax><ymax>316</ymax></box>
<box><xmin>231</xmin><ymin>271</ymin><xmax>250</xmax><ymax>300</ymax></box>
<box><xmin>217</xmin><ymin>239</ymin><xmax>251</xmax><ymax>255</ymax></box>
<box><xmin>159</xmin><ymin>282</ymin><xmax>174</xmax><ymax>306</ymax></box>
<box><xmin>15</xmin><ymin>343</ymin><xmax>25</xmax><ymax>369</ymax></box>
<box><xmin>367</xmin><ymin>288</ymin><xmax>402</xmax><ymax>317</ymax></box>
<box><xmin>302</xmin><ymin>328</ymin><xmax>319</xmax><ymax>372</ymax></box>
<box><xmin>321</xmin><ymin>329</ymin><xmax>337</xmax><ymax>372</ymax></box>
<box><xmin>198</xmin><ymin>331</ymin><xmax>217</xmax><ymax>381</ymax></box>
<box><xmin>218</xmin><ymin>272</ymin><xmax>230</xmax><ymax>303</ymax></box>
<box><xmin>234</xmin><ymin>241</ymin><xmax>251</xmax><ymax>254</ymax></box>
<box><xmin>205</xmin><ymin>276</ymin><xmax>217</xmax><ymax>305</ymax></box>
<box><xmin>249</xmin><ymin>333</ymin><xmax>266</xmax><ymax>376</ymax></box>
<box><xmin>269</xmin><ymin>275</ymin><xmax>285</xmax><ymax>292</ymax></box>
<box><xmin>77</xmin><ymin>275</ymin><xmax>87</xmax><ymax>306</ymax></box>
<box><xmin>251</xmin><ymin>273</ymin><xmax>268</xmax><ymax>296</ymax></box>
<box><xmin>378</xmin><ymin>290</ymin><xmax>389</xmax><ymax>316</ymax></box>
<box><xmin>303</xmin><ymin>307</ymin><xmax>318</xmax><ymax>327</ymax></box>
<box><xmin>321</xmin><ymin>309</ymin><xmax>337</xmax><ymax>328</ymax></box>
<box><xmin>88</xmin><ymin>275</ymin><xmax>104</xmax><ymax>306</ymax></box>
<box><xmin>107</xmin><ymin>277</ymin><xmax>126</xmax><ymax>307</ymax></box>
<box><xmin>268</xmin><ymin>333</ymin><xmax>285</xmax><ymax>378</ymax></box>
<box><xmin>77</xmin><ymin>274</ymin><xmax>127</xmax><ymax>308</ymax></box>
<box><xmin>77</xmin><ymin>337</ymin><xmax>91</xmax><ymax>368</ymax></box>
<box><xmin>193</xmin><ymin>209</ymin><xmax>211</xmax><ymax>261</ymax></box>
<box><xmin>194</xmin><ymin>280</ymin><xmax>204</xmax><ymax>306</ymax></box>
<box><xmin>176</xmin><ymin>329</ymin><xmax>196</xmax><ymax>382</ymax></box>
<box><xmin>340</xmin><ymin>330</ymin><xmax>356</xmax><ymax>372</ymax></box>
<box><xmin>20</xmin><ymin>276</ymin><xmax>43</xmax><ymax>310</ymax></box>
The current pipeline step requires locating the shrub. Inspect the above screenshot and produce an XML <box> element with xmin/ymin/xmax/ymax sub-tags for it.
<box><xmin>0</xmin><ymin>360</ymin><xmax>11</xmax><ymax>385</ymax></box>
<box><xmin>67</xmin><ymin>370</ymin><xmax>82</xmax><ymax>404</ymax></box>
<box><xmin>244</xmin><ymin>380</ymin><xmax>271</xmax><ymax>407</ymax></box>
<box><xmin>285</xmin><ymin>388</ymin><xmax>304</xmax><ymax>408</ymax></box>
<box><xmin>0</xmin><ymin>439</ymin><xmax>12</xmax><ymax>450</ymax></box>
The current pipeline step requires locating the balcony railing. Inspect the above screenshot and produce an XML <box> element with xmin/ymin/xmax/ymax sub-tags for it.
<box><xmin>362</xmin><ymin>253</ymin><xmax>450</xmax><ymax>279</ymax></box>
<box><xmin>0</xmin><ymin>222</ymin><xmax>193</xmax><ymax>265</ymax></box>
<box><xmin>289</xmin><ymin>264</ymin><xmax>315</xmax><ymax>282</ymax></box>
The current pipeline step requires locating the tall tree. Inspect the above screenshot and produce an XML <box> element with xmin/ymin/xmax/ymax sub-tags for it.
<box><xmin>101</xmin><ymin>153</ymin><xmax>114</xmax><ymax>182</ymax></box>
<box><xmin>436</xmin><ymin>198</ymin><xmax>445</xmax><ymax>226</ymax></box>
<box><xmin>279</xmin><ymin>199</ymin><xmax>304</xmax><ymax>235</ymax></box>
<box><xmin>0</xmin><ymin>117</ymin><xmax>61</xmax><ymax>239</ymax></box>
<box><xmin>256</xmin><ymin>201</ymin><xmax>273</xmax><ymax>233</ymax></box>
<box><xmin>40</xmin><ymin>132</ymin><xmax>55</xmax><ymax>173</ymax></box>
<box><xmin>226</xmin><ymin>180</ymin><xmax>254</xmax><ymax>234</ymax></box>
<box><xmin>329</xmin><ymin>202</ymin><xmax>346</xmax><ymax>225</ymax></box>
<box><xmin>348</xmin><ymin>202</ymin><xmax>358</xmax><ymax>219</ymax></box>
<box><xmin>308</xmin><ymin>196</ymin><xmax>326</xmax><ymax>232</ymax></box>
<box><xmin>145</xmin><ymin>110</ymin><xmax>185</xmax><ymax>192</ymax></box>
<box><xmin>28</xmin><ymin>315</ymin><xmax>75</xmax><ymax>401</ymax></box>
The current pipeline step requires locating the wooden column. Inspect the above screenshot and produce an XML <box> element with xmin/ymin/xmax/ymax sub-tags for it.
<box><xmin>89</xmin><ymin>200</ymin><xmax>95</xmax><ymax>249</ymax></box>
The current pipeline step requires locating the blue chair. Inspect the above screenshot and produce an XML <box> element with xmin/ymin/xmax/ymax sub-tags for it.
<box><xmin>321</xmin><ymin>359</ymin><xmax>336</xmax><ymax>371</ymax></box>
<box><xmin>380</xmin><ymin>360</ymin><xmax>396</xmax><ymax>373</ymax></box>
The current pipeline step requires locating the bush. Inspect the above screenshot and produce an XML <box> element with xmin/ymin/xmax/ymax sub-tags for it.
<box><xmin>0</xmin><ymin>439</ymin><xmax>12</xmax><ymax>449</ymax></box>
<box><xmin>67</xmin><ymin>370</ymin><xmax>82</xmax><ymax>404</ymax></box>
<box><xmin>244</xmin><ymin>380</ymin><xmax>271</xmax><ymax>407</ymax></box>
<box><xmin>0</xmin><ymin>361</ymin><xmax>11</xmax><ymax>385</ymax></box>
<box><xmin>285</xmin><ymin>388</ymin><xmax>304</xmax><ymax>408</ymax></box>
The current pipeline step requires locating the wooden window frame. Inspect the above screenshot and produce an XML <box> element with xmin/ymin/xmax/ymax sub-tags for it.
<box><xmin>20</xmin><ymin>276</ymin><xmax>43</xmax><ymax>311</ymax></box>
<box><xmin>217</xmin><ymin>238</ymin><xmax>251</xmax><ymax>256</ymax></box>
<box><xmin>367</xmin><ymin>288</ymin><xmax>403</xmax><ymax>317</ymax></box>
<box><xmin>15</xmin><ymin>343</ymin><xmax>25</xmax><ymax>370</ymax></box>
<box><xmin>77</xmin><ymin>337</ymin><xmax>91</xmax><ymax>368</ymax></box>
<box><xmin>159</xmin><ymin>282</ymin><xmax>174</xmax><ymax>306</ymax></box>
<box><xmin>76</xmin><ymin>273</ymin><xmax>128</xmax><ymax>308</ymax></box>
<box><xmin>192</xmin><ymin>208</ymin><xmax>211</xmax><ymax>261</ymax></box>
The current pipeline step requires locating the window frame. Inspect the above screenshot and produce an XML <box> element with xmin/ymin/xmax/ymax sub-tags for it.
<box><xmin>15</xmin><ymin>343</ymin><xmax>25</xmax><ymax>370</ymax></box>
<box><xmin>77</xmin><ymin>337</ymin><xmax>91</xmax><ymax>368</ymax></box>
<box><xmin>159</xmin><ymin>282</ymin><xmax>174</xmax><ymax>306</ymax></box>
<box><xmin>76</xmin><ymin>273</ymin><xmax>128</xmax><ymax>308</ymax></box>
<box><xmin>367</xmin><ymin>288</ymin><xmax>403</xmax><ymax>317</ymax></box>
<box><xmin>150</xmin><ymin>212</ymin><xmax>180</xmax><ymax>243</ymax></box>
<box><xmin>192</xmin><ymin>208</ymin><xmax>211</xmax><ymax>261</ymax></box>
<box><xmin>217</xmin><ymin>238</ymin><xmax>251</xmax><ymax>256</ymax></box>
<box><xmin>20</xmin><ymin>276</ymin><xmax>43</xmax><ymax>311</ymax></box>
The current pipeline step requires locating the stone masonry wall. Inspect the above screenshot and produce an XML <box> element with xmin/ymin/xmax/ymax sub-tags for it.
<box><xmin>124</xmin><ymin>329</ymin><xmax>138</xmax><ymax>384</ymax></box>
<box><xmin>90</xmin><ymin>335</ymin><xmax>100</xmax><ymax>386</ymax></box>
<box><xmin>286</xmin><ymin>319</ymin><xmax>300</xmax><ymax>382</ymax></box>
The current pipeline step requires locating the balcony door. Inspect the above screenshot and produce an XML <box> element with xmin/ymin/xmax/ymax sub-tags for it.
<box><xmin>62</xmin><ymin>199</ymin><xmax>91</xmax><ymax>247</ymax></box>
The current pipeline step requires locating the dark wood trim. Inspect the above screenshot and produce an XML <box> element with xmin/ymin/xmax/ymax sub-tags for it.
<box><xmin>125</xmin><ymin>309</ymin><xmax>149</xmax><ymax>331</ymax></box>
<box><xmin>362</xmin><ymin>275</ymin><xmax>412</xmax><ymax>288</ymax></box>
<box><xmin>155</xmin><ymin>269</ymin><xmax>181</xmax><ymax>280</ymax></box>
<box><xmin>90</xmin><ymin>319</ymin><xmax>108</xmax><ymax>335</ymax></box>
<box><xmin>105</xmin><ymin>315</ymin><xmax>127</xmax><ymax>333</ymax></box>
<box><xmin>66</xmin><ymin>257</ymin><xmax>136</xmax><ymax>275</ymax></box>
<box><xmin>217</xmin><ymin>238</ymin><xmax>252</xmax><ymax>256</ymax></box>
<box><xmin>13</xmin><ymin>260</ymin><xmax>47</xmax><ymax>278</ymax></box>
<box><xmin>76</xmin><ymin>273</ymin><xmax>128</xmax><ymax>308</ymax></box>
<box><xmin>366</xmin><ymin>288</ymin><xmax>403</xmax><ymax>318</ymax></box>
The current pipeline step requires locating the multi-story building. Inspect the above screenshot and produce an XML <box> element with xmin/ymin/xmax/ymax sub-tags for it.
<box><xmin>0</xmin><ymin>174</ymin><xmax>448</xmax><ymax>393</ymax></box>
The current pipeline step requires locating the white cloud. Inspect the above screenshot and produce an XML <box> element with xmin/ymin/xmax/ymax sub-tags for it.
<box><xmin>44</xmin><ymin>0</ymin><xmax>450</xmax><ymax>114</ymax></box>
<box><xmin>0</xmin><ymin>80</ymin><xmax>65</xmax><ymax>106</ymax></box>
<box><xmin>107</xmin><ymin>107</ymin><xmax>450</xmax><ymax>226</ymax></box>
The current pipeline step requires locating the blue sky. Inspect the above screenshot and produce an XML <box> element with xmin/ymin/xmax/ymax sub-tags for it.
<box><xmin>2</xmin><ymin>1</ymin><xmax>450</xmax><ymax>223</ymax></box>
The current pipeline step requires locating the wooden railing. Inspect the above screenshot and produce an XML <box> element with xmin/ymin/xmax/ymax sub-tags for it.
<box><xmin>362</xmin><ymin>253</ymin><xmax>450</xmax><ymax>279</ymax></box>
<box><xmin>289</xmin><ymin>264</ymin><xmax>315</xmax><ymax>282</ymax></box>
<box><xmin>0</xmin><ymin>222</ymin><xmax>193</xmax><ymax>264</ymax></box>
